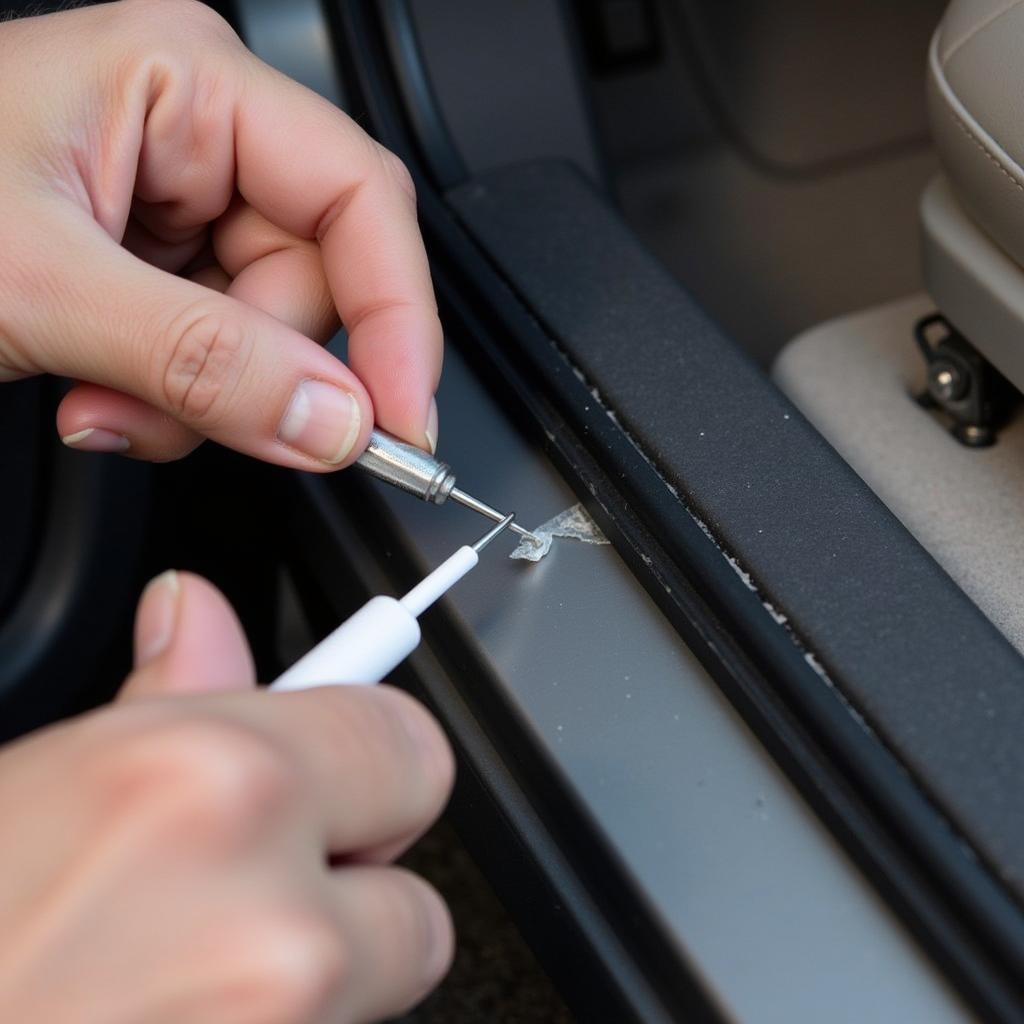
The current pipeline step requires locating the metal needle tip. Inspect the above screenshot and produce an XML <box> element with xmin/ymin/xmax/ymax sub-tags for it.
<box><xmin>449</xmin><ymin>487</ymin><xmax>540</xmax><ymax>544</ymax></box>
<box><xmin>512</xmin><ymin>525</ymin><xmax>541</xmax><ymax>544</ymax></box>
<box><xmin>472</xmin><ymin>513</ymin><xmax>516</xmax><ymax>553</ymax></box>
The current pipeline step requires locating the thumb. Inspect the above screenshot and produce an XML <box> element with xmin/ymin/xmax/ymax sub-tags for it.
<box><xmin>120</xmin><ymin>571</ymin><xmax>257</xmax><ymax>700</ymax></box>
<box><xmin>17</xmin><ymin>210</ymin><xmax>374</xmax><ymax>470</ymax></box>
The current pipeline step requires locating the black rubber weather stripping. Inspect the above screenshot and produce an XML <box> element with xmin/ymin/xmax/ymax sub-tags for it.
<box><xmin>331</xmin><ymin>2</ymin><xmax>1024</xmax><ymax>1019</ymax></box>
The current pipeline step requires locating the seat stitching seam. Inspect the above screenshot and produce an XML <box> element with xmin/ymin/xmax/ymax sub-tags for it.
<box><xmin>946</xmin><ymin>104</ymin><xmax>1024</xmax><ymax>193</ymax></box>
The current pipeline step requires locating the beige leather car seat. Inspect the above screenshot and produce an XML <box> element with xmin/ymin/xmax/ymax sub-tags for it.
<box><xmin>924</xmin><ymin>0</ymin><xmax>1024</xmax><ymax>393</ymax></box>
<box><xmin>774</xmin><ymin>0</ymin><xmax>1024</xmax><ymax>654</ymax></box>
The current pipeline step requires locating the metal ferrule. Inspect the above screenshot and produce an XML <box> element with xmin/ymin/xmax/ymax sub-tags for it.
<box><xmin>356</xmin><ymin>429</ymin><xmax>457</xmax><ymax>504</ymax></box>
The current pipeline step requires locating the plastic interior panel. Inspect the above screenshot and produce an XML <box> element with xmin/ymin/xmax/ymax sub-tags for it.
<box><xmin>0</xmin><ymin>380</ymin><xmax>41</xmax><ymax>621</ymax></box>
<box><xmin>0</xmin><ymin>437</ymin><xmax>150</xmax><ymax>740</ymax></box>
<box><xmin>671</xmin><ymin>0</ymin><xmax>940</xmax><ymax>172</ymax></box>
<box><xmin>402</xmin><ymin>0</ymin><xmax>604</xmax><ymax>186</ymax></box>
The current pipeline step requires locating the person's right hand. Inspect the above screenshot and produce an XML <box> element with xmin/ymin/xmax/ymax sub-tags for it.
<box><xmin>0</xmin><ymin>0</ymin><xmax>443</xmax><ymax>466</ymax></box>
<box><xmin>0</xmin><ymin>572</ymin><xmax>455</xmax><ymax>1024</ymax></box>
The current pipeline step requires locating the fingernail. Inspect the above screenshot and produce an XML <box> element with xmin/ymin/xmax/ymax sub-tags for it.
<box><xmin>62</xmin><ymin>428</ymin><xmax>130</xmax><ymax>453</ymax></box>
<box><xmin>135</xmin><ymin>570</ymin><xmax>180</xmax><ymax>667</ymax></box>
<box><xmin>277</xmin><ymin>380</ymin><xmax>361</xmax><ymax>464</ymax></box>
<box><xmin>424</xmin><ymin>397</ymin><xmax>438</xmax><ymax>454</ymax></box>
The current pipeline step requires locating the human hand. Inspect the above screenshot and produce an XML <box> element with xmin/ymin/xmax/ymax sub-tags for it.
<box><xmin>0</xmin><ymin>0</ymin><xmax>442</xmax><ymax>466</ymax></box>
<box><xmin>0</xmin><ymin>571</ymin><xmax>455</xmax><ymax>1023</ymax></box>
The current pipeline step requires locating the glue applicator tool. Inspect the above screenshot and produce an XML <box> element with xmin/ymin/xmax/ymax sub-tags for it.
<box><xmin>270</xmin><ymin>514</ymin><xmax>515</xmax><ymax>692</ymax></box>
<box><xmin>356</xmin><ymin>428</ymin><xmax>539</xmax><ymax>544</ymax></box>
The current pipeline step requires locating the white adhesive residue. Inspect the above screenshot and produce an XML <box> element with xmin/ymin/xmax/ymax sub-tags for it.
<box><xmin>510</xmin><ymin>503</ymin><xmax>610</xmax><ymax>561</ymax></box>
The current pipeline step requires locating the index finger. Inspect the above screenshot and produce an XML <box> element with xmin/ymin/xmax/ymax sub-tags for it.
<box><xmin>232</xmin><ymin>64</ymin><xmax>442</xmax><ymax>451</ymax></box>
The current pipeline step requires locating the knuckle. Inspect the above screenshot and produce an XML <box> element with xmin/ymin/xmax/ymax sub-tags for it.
<box><xmin>238</xmin><ymin>912</ymin><xmax>349</xmax><ymax>1023</ymax></box>
<box><xmin>96</xmin><ymin>716</ymin><xmax>292</xmax><ymax>847</ymax></box>
<box><xmin>160</xmin><ymin>309</ymin><xmax>252</xmax><ymax>428</ymax></box>
<box><xmin>165</xmin><ymin>723</ymin><xmax>292</xmax><ymax>834</ymax></box>
<box><xmin>376</xmin><ymin>144</ymin><xmax>417</xmax><ymax>205</ymax></box>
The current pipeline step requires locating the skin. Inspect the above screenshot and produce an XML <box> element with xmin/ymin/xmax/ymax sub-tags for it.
<box><xmin>0</xmin><ymin>1</ymin><xmax>454</xmax><ymax>1020</ymax></box>
<box><xmin>0</xmin><ymin>0</ymin><xmax>442</xmax><ymax>463</ymax></box>
<box><xmin>0</xmin><ymin>572</ymin><xmax>455</xmax><ymax>1023</ymax></box>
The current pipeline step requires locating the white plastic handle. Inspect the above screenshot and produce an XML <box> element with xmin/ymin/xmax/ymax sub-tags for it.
<box><xmin>400</xmin><ymin>546</ymin><xmax>478</xmax><ymax>616</ymax></box>
<box><xmin>269</xmin><ymin>546</ymin><xmax>480</xmax><ymax>692</ymax></box>
<box><xmin>270</xmin><ymin>596</ymin><xmax>420</xmax><ymax>690</ymax></box>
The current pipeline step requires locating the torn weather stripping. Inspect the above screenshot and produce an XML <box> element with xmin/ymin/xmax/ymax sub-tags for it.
<box><xmin>510</xmin><ymin>503</ymin><xmax>610</xmax><ymax>561</ymax></box>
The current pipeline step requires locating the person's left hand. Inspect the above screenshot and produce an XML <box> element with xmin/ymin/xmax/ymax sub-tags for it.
<box><xmin>0</xmin><ymin>0</ymin><xmax>442</xmax><ymax>467</ymax></box>
<box><xmin>0</xmin><ymin>571</ymin><xmax>456</xmax><ymax>1024</ymax></box>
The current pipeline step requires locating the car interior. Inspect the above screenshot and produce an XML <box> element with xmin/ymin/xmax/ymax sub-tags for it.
<box><xmin>6</xmin><ymin>0</ymin><xmax>1024</xmax><ymax>1020</ymax></box>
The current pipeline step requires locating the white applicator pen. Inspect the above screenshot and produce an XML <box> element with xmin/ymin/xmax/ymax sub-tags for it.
<box><xmin>270</xmin><ymin>514</ymin><xmax>515</xmax><ymax>691</ymax></box>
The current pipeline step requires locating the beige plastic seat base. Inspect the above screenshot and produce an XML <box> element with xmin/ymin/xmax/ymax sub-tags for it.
<box><xmin>775</xmin><ymin>293</ymin><xmax>1024</xmax><ymax>654</ymax></box>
